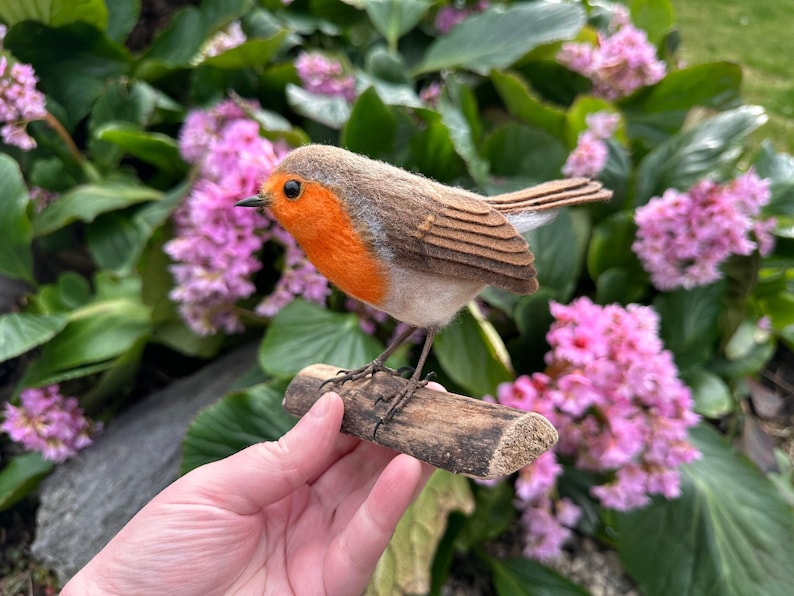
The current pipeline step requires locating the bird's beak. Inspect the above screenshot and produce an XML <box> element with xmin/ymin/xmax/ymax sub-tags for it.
<box><xmin>235</xmin><ymin>194</ymin><xmax>270</xmax><ymax>208</ymax></box>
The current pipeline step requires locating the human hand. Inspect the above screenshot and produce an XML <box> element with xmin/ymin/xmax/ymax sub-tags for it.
<box><xmin>62</xmin><ymin>392</ymin><xmax>435</xmax><ymax>595</ymax></box>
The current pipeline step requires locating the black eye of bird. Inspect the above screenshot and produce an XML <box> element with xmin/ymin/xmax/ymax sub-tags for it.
<box><xmin>283</xmin><ymin>180</ymin><xmax>302</xmax><ymax>199</ymax></box>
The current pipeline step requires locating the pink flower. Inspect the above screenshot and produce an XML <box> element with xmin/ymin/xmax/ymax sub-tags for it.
<box><xmin>202</xmin><ymin>21</ymin><xmax>246</xmax><ymax>58</ymax></box>
<box><xmin>434</xmin><ymin>1</ymin><xmax>489</xmax><ymax>34</ymax></box>
<box><xmin>0</xmin><ymin>54</ymin><xmax>48</xmax><ymax>150</ymax></box>
<box><xmin>562</xmin><ymin>111</ymin><xmax>620</xmax><ymax>179</ymax></box>
<box><xmin>168</xmin><ymin>99</ymin><xmax>331</xmax><ymax>335</ymax></box>
<box><xmin>295</xmin><ymin>52</ymin><xmax>357</xmax><ymax>102</ymax></box>
<box><xmin>2</xmin><ymin>385</ymin><xmax>99</xmax><ymax>462</ymax></box>
<box><xmin>633</xmin><ymin>170</ymin><xmax>774</xmax><ymax>290</ymax></box>
<box><xmin>492</xmin><ymin>297</ymin><xmax>700</xmax><ymax>558</ymax></box>
<box><xmin>557</xmin><ymin>11</ymin><xmax>665</xmax><ymax>99</ymax></box>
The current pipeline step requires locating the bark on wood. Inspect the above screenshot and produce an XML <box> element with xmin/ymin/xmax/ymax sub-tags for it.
<box><xmin>283</xmin><ymin>363</ymin><xmax>558</xmax><ymax>479</ymax></box>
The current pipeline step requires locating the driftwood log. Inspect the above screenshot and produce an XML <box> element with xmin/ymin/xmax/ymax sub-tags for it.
<box><xmin>283</xmin><ymin>363</ymin><xmax>558</xmax><ymax>479</ymax></box>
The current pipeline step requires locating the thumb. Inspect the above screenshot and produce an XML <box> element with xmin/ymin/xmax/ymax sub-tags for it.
<box><xmin>178</xmin><ymin>392</ymin><xmax>348</xmax><ymax>514</ymax></box>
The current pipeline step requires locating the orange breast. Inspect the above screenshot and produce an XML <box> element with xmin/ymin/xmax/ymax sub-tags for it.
<box><xmin>265</xmin><ymin>173</ymin><xmax>388</xmax><ymax>306</ymax></box>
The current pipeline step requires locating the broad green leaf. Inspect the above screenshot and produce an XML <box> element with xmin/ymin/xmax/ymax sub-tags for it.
<box><xmin>586</xmin><ymin>210</ymin><xmax>644</xmax><ymax>279</ymax></box>
<box><xmin>22</xmin><ymin>297</ymin><xmax>152</xmax><ymax>386</ymax></box>
<box><xmin>0</xmin><ymin>0</ymin><xmax>108</xmax><ymax>29</ymax></box>
<box><xmin>32</xmin><ymin>180</ymin><xmax>163</xmax><ymax>237</ymax></box>
<box><xmin>342</xmin><ymin>87</ymin><xmax>396</xmax><ymax>158</ymax></box>
<box><xmin>595</xmin><ymin>268</ymin><xmax>648</xmax><ymax>305</ymax></box>
<box><xmin>201</xmin><ymin>30</ymin><xmax>289</xmax><ymax>69</ymax></box>
<box><xmin>754</xmin><ymin>141</ymin><xmax>794</xmax><ymax>217</ymax></box>
<box><xmin>512</xmin><ymin>289</ymin><xmax>556</xmax><ymax>372</ymax></box>
<box><xmin>367</xmin><ymin>470</ymin><xmax>473</xmax><ymax>595</ymax></box>
<box><xmin>627</xmin><ymin>0</ymin><xmax>673</xmax><ymax>45</ymax></box>
<box><xmin>634</xmin><ymin>106</ymin><xmax>768</xmax><ymax>206</ymax></box>
<box><xmin>94</xmin><ymin>123</ymin><xmax>186</xmax><ymax>174</ymax></box>
<box><xmin>654</xmin><ymin>283</ymin><xmax>725</xmax><ymax>371</ymax></box>
<box><xmin>434</xmin><ymin>304</ymin><xmax>513</xmax><ymax>396</ymax></box>
<box><xmin>85</xmin><ymin>211</ymin><xmax>148</xmax><ymax>272</ymax></box>
<box><xmin>0</xmin><ymin>155</ymin><xmax>34</xmax><ymax>284</ymax></box>
<box><xmin>617</xmin><ymin>424</ymin><xmax>794</xmax><ymax>596</ymax></box>
<box><xmin>524</xmin><ymin>209</ymin><xmax>590</xmax><ymax>302</ymax></box>
<box><xmin>491</xmin><ymin>70</ymin><xmax>567</xmax><ymax>142</ymax></box>
<box><xmin>681</xmin><ymin>367</ymin><xmax>733</xmax><ymax>418</ymax></box>
<box><xmin>415</xmin><ymin>2</ymin><xmax>585</xmax><ymax>75</ymax></box>
<box><xmin>437</xmin><ymin>90</ymin><xmax>489</xmax><ymax>187</ymax></box>
<box><xmin>286</xmin><ymin>83</ymin><xmax>351</xmax><ymax>129</ymax></box>
<box><xmin>106</xmin><ymin>0</ymin><xmax>140</xmax><ymax>42</ymax></box>
<box><xmin>489</xmin><ymin>556</ymin><xmax>588</xmax><ymax>596</ymax></box>
<box><xmin>258</xmin><ymin>299</ymin><xmax>384</xmax><ymax>378</ymax></box>
<box><xmin>624</xmin><ymin>62</ymin><xmax>742</xmax><ymax>114</ymax></box>
<box><xmin>0</xmin><ymin>313</ymin><xmax>68</xmax><ymax>363</ymax></box>
<box><xmin>4</xmin><ymin>22</ymin><xmax>131</xmax><ymax>126</ymax></box>
<box><xmin>366</xmin><ymin>46</ymin><xmax>411</xmax><ymax>84</ymax></box>
<box><xmin>364</xmin><ymin>0</ymin><xmax>430</xmax><ymax>51</ymax></box>
<box><xmin>482</xmin><ymin>124</ymin><xmax>567</xmax><ymax>188</ymax></box>
<box><xmin>33</xmin><ymin>272</ymin><xmax>93</xmax><ymax>314</ymax></box>
<box><xmin>454</xmin><ymin>480</ymin><xmax>517</xmax><ymax>551</ymax></box>
<box><xmin>408</xmin><ymin>113</ymin><xmax>467</xmax><ymax>183</ymax></box>
<box><xmin>0</xmin><ymin>453</ymin><xmax>55</xmax><ymax>512</ymax></box>
<box><xmin>138</xmin><ymin>0</ymin><xmax>251</xmax><ymax>70</ymax></box>
<box><xmin>180</xmin><ymin>381</ymin><xmax>295</xmax><ymax>474</ymax></box>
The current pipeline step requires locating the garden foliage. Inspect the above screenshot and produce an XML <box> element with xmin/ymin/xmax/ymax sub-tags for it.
<box><xmin>1</xmin><ymin>0</ymin><xmax>793</xmax><ymax>593</ymax></box>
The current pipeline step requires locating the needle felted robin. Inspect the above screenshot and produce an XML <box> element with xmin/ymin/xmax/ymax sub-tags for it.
<box><xmin>237</xmin><ymin>144</ymin><xmax>611</xmax><ymax>427</ymax></box>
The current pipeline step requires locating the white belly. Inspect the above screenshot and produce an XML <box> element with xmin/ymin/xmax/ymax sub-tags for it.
<box><xmin>377</xmin><ymin>264</ymin><xmax>485</xmax><ymax>328</ymax></box>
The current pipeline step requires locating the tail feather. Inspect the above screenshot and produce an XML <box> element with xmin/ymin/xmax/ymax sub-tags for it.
<box><xmin>484</xmin><ymin>178</ymin><xmax>612</xmax><ymax>232</ymax></box>
<box><xmin>486</xmin><ymin>178</ymin><xmax>612</xmax><ymax>212</ymax></box>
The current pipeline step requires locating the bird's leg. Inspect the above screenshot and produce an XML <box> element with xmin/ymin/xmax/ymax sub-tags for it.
<box><xmin>374</xmin><ymin>328</ymin><xmax>438</xmax><ymax>435</ymax></box>
<box><xmin>319</xmin><ymin>325</ymin><xmax>420</xmax><ymax>390</ymax></box>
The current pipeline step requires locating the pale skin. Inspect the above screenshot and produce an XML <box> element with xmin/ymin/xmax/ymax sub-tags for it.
<box><xmin>61</xmin><ymin>392</ymin><xmax>435</xmax><ymax>595</ymax></box>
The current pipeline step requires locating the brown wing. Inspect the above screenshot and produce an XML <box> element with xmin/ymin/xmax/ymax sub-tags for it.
<box><xmin>387</xmin><ymin>185</ymin><xmax>538</xmax><ymax>295</ymax></box>
<box><xmin>484</xmin><ymin>177</ymin><xmax>612</xmax><ymax>214</ymax></box>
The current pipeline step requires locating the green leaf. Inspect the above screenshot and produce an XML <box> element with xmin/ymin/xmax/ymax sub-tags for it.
<box><xmin>434</xmin><ymin>304</ymin><xmax>513</xmax><ymax>396</ymax></box>
<box><xmin>524</xmin><ymin>209</ymin><xmax>590</xmax><ymax>302</ymax></box>
<box><xmin>407</xmin><ymin>111</ymin><xmax>467</xmax><ymax>183</ymax></box>
<box><xmin>94</xmin><ymin>123</ymin><xmax>186</xmax><ymax>174</ymax></box>
<box><xmin>0</xmin><ymin>453</ymin><xmax>55</xmax><ymax>512</ymax></box>
<box><xmin>627</xmin><ymin>0</ymin><xmax>673</xmax><ymax>45</ymax></box>
<box><xmin>364</xmin><ymin>0</ymin><xmax>430</xmax><ymax>50</ymax></box>
<box><xmin>586</xmin><ymin>210</ymin><xmax>644</xmax><ymax>279</ymax></box>
<box><xmin>654</xmin><ymin>283</ymin><xmax>725</xmax><ymax>370</ymax></box>
<box><xmin>0</xmin><ymin>312</ymin><xmax>69</xmax><ymax>363</ymax></box>
<box><xmin>0</xmin><ymin>155</ymin><xmax>34</xmax><ymax>284</ymax></box>
<box><xmin>625</xmin><ymin>62</ymin><xmax>742</xmax><ymax>114</ymax></box>
<box><xmin>201</xmin><ymin>30</ymin><xmax>289</xmax><ymax>69</ymax></box>
<box><xmin>342</xmin><ymin>87</ymin><xmax>396</xmax><ymax>158</ymax></box>
<box><xmin>681</xmin><ymin>367</ymin><xmax>733</xmax><ymax>418</ymax></box>
<box><xmin>32</xmin><ymin>180</ymin><xmax>163</xmax><ymax>237</ymax></box>
<box><xmin>415</xmin><ymin>2</ymin><xmax>585</xmax><ymax>75</ymax></box>
<box><xmin>594</xmin><ymin>268</ymin><xmax>648</xmax><ymax>305</ymax></box>
<box><xmin>617</xmin><ymin>423</ymin><xmax>794</xmax><ymax>596</ymax></box>
<box><xmin>105</xmin><ymin>0</ymin><xmax>140</xmax><ymax>42</ymax></box>
<box><xmin>286</xmin><ymin>83</ymin><xmax>352</xmax><ymax>129</ymax></box>
<box><xmin>491</xmin><ymin>70</ymin><xmax>567</xmax><ymax>142</ymax></box>
<box><xmin>367</xmin><ymin>470</ymin><xmax>473</xmax><ymax>595</ymax></box>
<box><xmin>0</xmin><ymin>0</ymin><xmax>109</xmax><ymax>29</ymax></box>
<box><xmin>138</xmin><ymin>0</ymin><xmax>251</xmax><ymax>70</ymax></box>
<box><xmin>634</xmin><ymin>106</ymin><xmax>768</xmax><ymax>206</ymax></box>
<box><xmin>180</xmin><ymin>381</ymin><xmax>295</xmax><ymax>474</ymax></box>
<box><xmin>482</xmin><ymin>124</ymin><xmax>567</xmax><ymax>188</ymax></box>
<box><xmin>4</xmin><ymin>21</ymin><xmax>131</xmax><ymax>126</ymax></box>
<box><xmin>436</xmin><ymin>81</ymin><xmax>489</xmax><ymax>186</ymax></box>
<box><xmin>454</xmin><ymin>480</ymin><xmax>517</xmax><ymax>551</ymax></box>
<box><xmin>258</xmin><ymin>299</ymin><xmax>384</xmax><ymax>378</ymax></box>
<box><xmin>489</xmin><ymin>556</ymin><xmax>588</xmax><ymax>596</ymax></box>
<box><xmin>22</xmin><ymin>296</ymin><xmax>152</xmax><ymax>386</ymax></box>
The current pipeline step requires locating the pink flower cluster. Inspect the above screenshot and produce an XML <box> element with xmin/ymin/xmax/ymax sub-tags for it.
<box><xmin>633</xmin><ymin>170</ymin><xmax>775</xmax><ymax>291</ymax></box>
<box><xmin>0</xmin><ymin>26</ymin><xmax>48</xmax><ymax>150</ymax></box>
<box><xmin>434</xmin><ymin>1</ymin><xmax>489</xmax><ymax>34</ymax></box>
<box><xmin>295</xmin><ymin>52</ymin><xmax>357</xmax><ymax>102</ymax></box>
<box><xmin>562</xmin><ymin>111</ymin><xmax>620</xmax><ymax>179</ymax></box>
<box><xmin>166</xmin><ymin>99</ymin><xmax>328</xmax><ymax>335</ymax></box>
<box><xmin>2</xmin><ymin>385</ymin><xmax>98</xmax><ymax>463</ymax></box>
<box><xmin>494</xmin><ymin>297</ymin><xmax>700</xmax><ymax>560</ymax></box>
<box><xmin>557</xmin><ymin>7</ymin><xmax>665</xmax><ymax>99</ymax></box>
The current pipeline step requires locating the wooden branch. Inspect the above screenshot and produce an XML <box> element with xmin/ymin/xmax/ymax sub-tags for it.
<box><xmin>283</xmin><ymin>363</ymin><xmax>558</xmax><ymax>479</ymax></box>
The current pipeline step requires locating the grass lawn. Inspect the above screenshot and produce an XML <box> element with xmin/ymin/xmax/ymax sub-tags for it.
<box><xmin>670</xmin><ymin>0</ymin><xmax>794</xmax><ymax>154</ymax></box>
